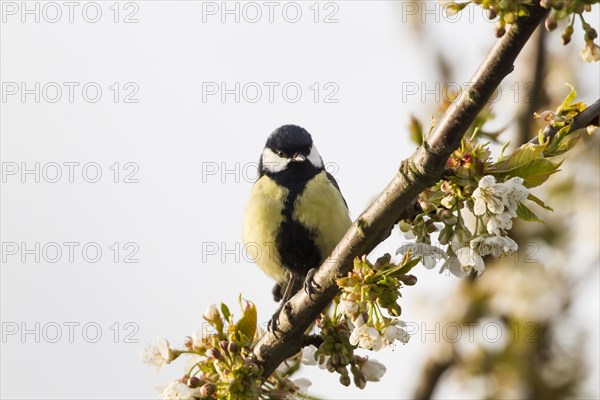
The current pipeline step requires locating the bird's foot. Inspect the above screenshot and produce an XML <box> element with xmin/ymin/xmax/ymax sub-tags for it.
<box><xmin>303</xmin><ymin>268</ymin><xmax>320</xmax><ymax>297</ymax></box>
<box><xmin>268</xmin><ymin>302</ymin><xmax>292</xmax><ymax>338</ymax></box>
<box><xmin>268</xmin><ymin>305</ymin><xmax>282</xmax><ymax>336</ymax></box>
<box><xmin>271</xmin><ymin>282</ymin><xmax>283</xmax><ymax>302</ymax></box>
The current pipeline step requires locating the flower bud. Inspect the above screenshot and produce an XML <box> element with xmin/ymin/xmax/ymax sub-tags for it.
<box><xmin>374</xmin><ymin>253</ymin><xmax>391</xmax><ymax>269</ymax></box>
<box><xmin>441</xmin><ymin>195</ymin><xmax>456</xmax><ymax>209</ymax></box>
<box><xmin>443</xmin><ymin>214</ymin><xmax>457</xmax><ymax>226</ymax></box>
<box><xmin>562</xmin><ymin>25</ymin><xmax>574</xmax><ymax>45</ymax></box>
<box><xmin>318</xmin><ymin>354</ymin><xmax>327</xmax><ymax>365</ymax></box>
<box><xmin>389</xmin><ymin>303</ymin><xmax>402</xmax><ymax>316</ymax></box>
<box><xmin>419</xmin><ymin>201</ymin><xmax>436</xmax><ymax>214</ymax></box>
<box><xmin>331</xmin><ymin>354</ymin><xmax>341</xmax><ymax>367</ymax></box>
<box><xmin>585</xmin><ymin>28</ymin><xmax>598</xmax><ymax>41</ymax></box>
<box><xmin>487</xmin><ymin>8</ymin><xmax>497</xmax><ymax>20</ymax></box>
<box><xmin>188</xmin><ymin>376</ymin><xmax>203</xmax><ymax>388</ymax></box>
<box><xmin>353</xmin><ymin>371</ymin><xmax>367</xmax><ymax>389</ymax></box>
<box><xmin>245</xmin><ymin>361</ymin><xmax>260</xmax><ymax>375</ymax></box>
<box><xmin>398</xmin><ymin>220</ymin><xmax>411</xmax><ymax>233</ymax></box>
<box><xmin>200</xmin><ymin>383</ymin><xmax>216</xmax><ymax>397</ymax></box>
<box><xmin>438</xmin><ymin>226</ymin><xmax>453</xmax><ymax>245</ymax></box>
<box><xmin>495</xmin><ymin>25</ymin><xmax>506</xmax><ymax>38</ymax></box>
<box><xmin>340</xmin><ymin>354</ymin><xmax>350</xmax><ymax>366</ymax></box>
<box><xmin>339</xmin><ymin>373</ymin><xmax>351</xmax><ymax>387</ymax></box>
<box><xmin>339</xmin><ymin>329</ymin><xmax>350</xmax><ymax>340</ymax></box>
<box><xmin>399</xmin><ymin>274</ymin><xmax>418</xmax><ymax>286</ymax></box>
<box><xmin>326</xmin><ymin>359</ymin><xmax>336</xmax><ymax>373</ymax></box>
<box><xmin>219</xmin><ymin>340</ymin><xmax>229</xmax><ymax>353</ymax></box>
<box><xmin>545</xmin><ymin>16</ymin><xmax>557</xmax><ymax>32</ymax></box>
<box><xmin>228</xmin><ymin>342</ymin><xmax>240</xmax><ymax>354</ymax></box>
<box><xmin>203</xmin><ymin>304</ymin><xmax>221</xmax><ymax>323</ymax></box>
<box><xmin>206</xmin><ymin>348</ymin><xmax>222</xmax><ymax>360</ymax></box>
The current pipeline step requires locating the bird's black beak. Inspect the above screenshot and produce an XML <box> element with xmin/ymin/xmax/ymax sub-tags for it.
<box><xmin>292</xmin><ymin>153</ymin><xmax>306</xmax><ymax>162</ymax></box>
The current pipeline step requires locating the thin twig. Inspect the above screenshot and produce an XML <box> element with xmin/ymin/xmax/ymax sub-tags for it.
<box><xmin>528</xmin><ymin>98</ymin><xmax>600</xmax><ymax>144</ymax></box>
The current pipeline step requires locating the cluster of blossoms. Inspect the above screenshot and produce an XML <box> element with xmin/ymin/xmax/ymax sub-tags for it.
<box><xmin>301</xmin><ymin>317</ymin><xmax>387</xmax><ymax>389</ymax></box>
<box><xmin>399</xmin><ymin>140</ymin><xmax>546</xmax><ymax>278</ymax></box>
<box><xmin>444</xmin><ymin>0</ymin><xmax>599</xmax><ymax>62</ymax></box>
<box><xmin>298</xmin><ymin>254</ymin><xmax>418</xmax><ymax>388</ymax></box>
<box><xmin>336</xmin><ymin>254</ymin><xmax>416</xmax><ymax>351</ymax></box>
<box><xmin>141</xmin><ymin>300</ymin><xmax>310</xmax><ymax>400</ymax></box>
<box><xmin>398</xmin><ymin>86</ymin><xmax>593</xmax><ymax>278</ymax></box>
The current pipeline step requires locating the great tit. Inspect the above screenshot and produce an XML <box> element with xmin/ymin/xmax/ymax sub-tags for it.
<box><xmin>242</xmin><ymin>125</ymin><xmax>352</xmax><ymax>320</ymax></box>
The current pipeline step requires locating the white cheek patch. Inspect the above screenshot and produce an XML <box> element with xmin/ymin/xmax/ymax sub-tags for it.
<box><xmin>307</xmin><ymin>145</ymin><xmax>324</xmax><ymax>168</ymax></box>
<box><xmin>261</xmin><ymin>148</ymin><xmax>289</xmax><ymax>173</ymax></box>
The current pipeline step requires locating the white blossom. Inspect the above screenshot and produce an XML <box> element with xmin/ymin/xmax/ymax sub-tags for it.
<box><xmin>487</xmin><ymin>212</ymin><xmax>514</xmax><ymax>235</ymax></box>
<box><xmin>471</xmin><ymin>235</ymin><xmax>518</xmax><ymax>257</ymax></box>
<box><xmin>502</xmin><ymin>177</ymin><xmax>528</xmax><ymax>216</ymax></box>
<box><xmin>156</xmin><ymin>380</ymin><xmax>194</xmax><ymax>400</ymax></box>
<box><xmin>457</xmin><ymin>246</ymin><xmax>485</xmax><ymax>276</ymax></box>
<box><xmin>382</xmin><ymin>320</ymin><xmax>410</xmax><ymax>346</ymax></box>
<box><xmin>301</xmin><ymin>345</ymin><xmax>318</xmax><ymax>366</ymax></box>
<box><xmin>140</xmin><ymin>338</ymin><xmax>175</xmax><ymax>371</ymax></box>
<box><xmin>292</xmin><ymin>378</ymin><xmax>312</xmax><ymax>394</ymax></box>
<box><xmin>349</xmin><ymin>324</ymin><xmax>383</xmax><ymax>351</ymax></box>
<box><xmin>581</xmin><ymin>43</ymin><xmax>600</xmax><ymax>63</ymax></box>
<box><xmin>360</xmin><ymin>358</ymin><xmax>387</xmax><ymax>382</ymax></box>
<box><xmin>190</xmin><ymin>329</ymin><xmax>204</xmax><ymax>349</ymax></box>
<box><xmin>472</xmin><ymin>175</ymin><xmax>508</xmax><ymax>216</ymax></box>
<box><xmin>397</xmin><ymin>242</ymin><xmax>447</xmax><ymax>269</ymax></box>
<box><xmin>203</xmin><ymin>303</ymin><xmax>220</xmax><ymax>322</ymax></box>
<box><xmin>338</xmin><ymin>298</ymin><xmax>359</xmax><ymax>315</ymax></box>
<box><xmin>441</xmin><ymin>247</ymin><xmax>485</xmax><ymax>278</ymax></box>
<box><xmin>301</xmin><ymin>345</ymin><xmax>329</xmax><ymax>370</ymax></box>
<box><xmin>402</xmin><ymin>229</ymin><xmax>416</xmax><ymax>240</ymax></box>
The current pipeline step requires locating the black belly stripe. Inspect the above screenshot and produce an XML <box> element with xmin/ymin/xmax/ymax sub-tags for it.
<box><xmin>264</xmin><ymin>162</ymin><xmax>323</xmax><ymax>278</ymax></box>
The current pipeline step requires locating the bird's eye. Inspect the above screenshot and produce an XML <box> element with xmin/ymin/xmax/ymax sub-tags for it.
<box><xmin>276</xmin><ymin>150</ymin><xmax>285</xmax><ymax>157</ymax></box>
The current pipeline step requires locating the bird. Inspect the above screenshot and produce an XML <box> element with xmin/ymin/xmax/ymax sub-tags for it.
<box><xmin>242</xmin><ymin>125</ymin><xmax>352</xmax><ymax>330</ymax></box>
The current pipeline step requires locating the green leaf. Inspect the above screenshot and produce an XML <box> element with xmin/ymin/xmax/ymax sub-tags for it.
<box><xmin>395</xmin><ymin>257</ymin><xmax>421</xmax><ymax>276</ymax></box>
<box><xmin>517</xmin><ymin>202</ymin><xmax>544</xmax><ymax>223</ymax></box>
<box><xmin>235</xmin><ymin>301</ymin><xmax>257</xmax><ymax>342</ymax></box>
<box><xmin>492</xmin><ymin>158</ymin><xmax>562</xmax><ymax>188</ymax></box>
<box><xmin>220</xmin><ymin>303</ymin><xmax>231</xmax><ymax>321</ymax></box>
<box><xmin>493</xmin><ymin>142</ymin><xmax>547</xmax><ymax>171</ymax></box>
<box><xmin>408</xmin><ymin>115</ymin><xmax>423</xmax><ymax>146</ymax></box>
<box><xmin>545</xmin><ymin>131</ymin><xmax>580</xmax><ymax>157</ymax></box>
<box><xmin>527</xmin><ymin>193</ymin><xmax>553</xmax><ymax>211</ymax></box>
<box><xmin>557</xmin><ymin>83</ymin><xmax>577</xmax><ymax>112</ymax></box>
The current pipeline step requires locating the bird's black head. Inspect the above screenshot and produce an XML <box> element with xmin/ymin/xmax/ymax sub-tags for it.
<box><xmin>259</xmin><ymin>125</ymin><xmax>324</xmax><ymax>184</ymax></box>
<box><xmin>266</xmin><ymin>125</ymin><xmax>313</xmax><ymax>158</ymax></box>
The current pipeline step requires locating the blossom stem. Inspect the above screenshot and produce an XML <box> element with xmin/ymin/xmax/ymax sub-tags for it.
<box><xmin>187</xmin><ymin>362</ymin><xmax>201</xmax><ymax>377</ymax></box>
<box><xmin>374</xmin><ymin>304</ymin><xmax>386</xmax><ymax>326</ymax></box>
<box><xmin>368</xmin><ymin>303</ymin><xmax>375</xmax><ymax>324</ymax></box>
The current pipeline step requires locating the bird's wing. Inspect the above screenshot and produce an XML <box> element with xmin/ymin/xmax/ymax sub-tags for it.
<box><xmin>326</xmin><ymin>171</ymin><xmax>348</xmax><ymax>210</ymax></box>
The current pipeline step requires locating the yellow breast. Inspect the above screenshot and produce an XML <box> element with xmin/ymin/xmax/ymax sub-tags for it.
<box><xmin>242</xmin><ymin>171</ymin><xmax>352</xmax><ymax>283</ymax></box>
<box><xmin>292</xmin><ymin>171</ymin><xmax>352</xmax><ymax>261</ymax></box>
<box><xmin>242</xmin><ymin>176</ymin><xmax>288</xmax><ymax>282</ymax></box>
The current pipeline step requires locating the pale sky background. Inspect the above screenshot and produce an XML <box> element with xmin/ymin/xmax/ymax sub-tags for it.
<box><xmin>1</xmin><ymin>1</ymin><xmax>599</xmax><ymax>399</ymax></box>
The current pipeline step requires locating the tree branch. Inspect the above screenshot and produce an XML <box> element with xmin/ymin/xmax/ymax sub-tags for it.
<box><xmin>528</xmin><ymin>98</ymin><xmax>600</xmax><ymax>144</ymax></box>
<box><xmin>251</xmin><ymin>3</ymin><xmax>550</xmax><ymax>378</ymax></box>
